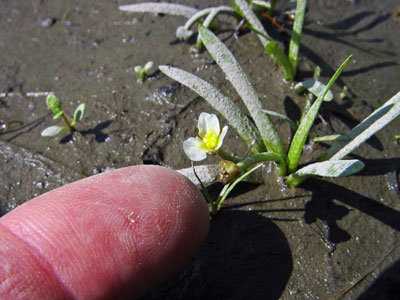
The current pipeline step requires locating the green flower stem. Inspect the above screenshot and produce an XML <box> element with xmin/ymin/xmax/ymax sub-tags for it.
<box><xmin>237</xmin><ymin>152</ymin><xmax>286</xmax><ymax>176</ymax></box>
<box><xmin>218</xmin><ymin>148</ymin><xmax>241</xmax><ymax>163</ymax></box>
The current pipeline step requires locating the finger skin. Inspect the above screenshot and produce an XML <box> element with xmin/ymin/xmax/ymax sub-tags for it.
<box><xmin>0</xmin><ymin>165</ymin><xmax>209</xmax><ymax>300</ymax></box>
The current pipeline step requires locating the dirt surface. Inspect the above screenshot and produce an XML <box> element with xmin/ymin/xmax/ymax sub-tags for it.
<box><xmin>1</xmin><ymin>0</ymin><xmax>400</xmax><ymax>299</ymax></box>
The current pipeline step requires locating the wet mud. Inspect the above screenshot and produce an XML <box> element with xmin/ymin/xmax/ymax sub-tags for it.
<box><xmin>1</xmin><ymin>0</ymin><xmax>400</xmax><ymax>299</ymax></box>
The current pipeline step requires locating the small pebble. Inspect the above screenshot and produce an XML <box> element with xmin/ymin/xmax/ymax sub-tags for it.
<box><xmin>41</xmin><ymin>17</ymin><xmax>56</xmax><ymax>27</ymax></box>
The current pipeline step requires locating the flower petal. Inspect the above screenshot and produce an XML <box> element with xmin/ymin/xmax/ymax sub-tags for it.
<box><xmin>197</xmin><ymin>112</ymin><xmax>209</xmax><ymax>138</ymax></box>
<box><xmin>215</xmin><ymin>125</ymin><xmax>228</xmax><ymax>150</ymax></box>
<box><xmin>183</xmin><ymin>137</ymin><xmax>207</xmax><ymax>161</ymax></box>
<box><xmin>205</xmin><ymin>113</ymin><xmax>220</xmax><ymax>135</ymax></box>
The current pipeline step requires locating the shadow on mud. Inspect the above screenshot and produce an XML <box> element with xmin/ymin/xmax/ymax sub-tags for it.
<box><xmin>142</xmin><ymin>210</ymin><xmax>293</xmax><ymax>300</ymax></box>
<box><xmin>303</xmin><ymin>177</ymin><xmax>400</xmax><ymax>239</ymax></box>
<box><xmin>59</xmin><ymin>120</ymin><xmax>113</xmax><ymax>144</ymax></box>
<box><xmin>357</xmin><ymin>258</ymin><xmax>400</xmax><ymax>300</ymax></box>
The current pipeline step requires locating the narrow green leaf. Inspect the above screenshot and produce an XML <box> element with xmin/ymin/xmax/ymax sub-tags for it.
<box><xmin>288</xmin><ymin>0</ymin><xmax>307</xmax><ymax>73</ymax></box>
<box><xmin>264</xmin><ymin>42</ymin><xmax>294</xmax><ymax>80</ymax></box>
<box><xmin>53</xmin><ymin>111</ymin><xmax>64</xmax><ymax>120</ymax></box>
<box><xmin>41</xmin><ymin>125</ymin><xmax>67</xmax><ymax>137</ymax></box>
<box><xmin>294</xmin><ymin>79</ymin><xmax>333</xmax><ymax>102</ymax></box>
<box><xmin>159</xmin><ymin>65</ymin><xmax>265</xmax><ymax>153</ymax></box>
<box><xmin>198</xmin><ymin>25</ymin><xmax>286</xmax><ymax>158</ymax></box>
<box><xmin>321</xmin><ymin>91</ymin><xmax>400</xmax><ymax>161</ymax></box>
<box><xmin>286</xmin><ymin>55</ymin><xmax>353</xmax><ymax>173</ymax></box>
<box><xmin>71</xmin><ymin>103</ymin><xmax>85</xmax><ymax>126</ymax></box>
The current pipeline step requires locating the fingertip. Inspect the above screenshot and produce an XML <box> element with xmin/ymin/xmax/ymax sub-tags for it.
<box><xmin>0</xmin><ymin>165</ymin><xmax>210</xmax><ymax>300</ymax></box>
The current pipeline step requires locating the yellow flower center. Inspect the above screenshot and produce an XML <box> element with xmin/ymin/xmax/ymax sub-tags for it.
<box><xmin>203</xmin><ymin>131</ymin><xmax>219</xmax><ymax>150</ymax></box>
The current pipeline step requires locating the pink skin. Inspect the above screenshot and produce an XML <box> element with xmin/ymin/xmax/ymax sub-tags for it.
<box><xmin>0</xmin><ymin>165</ymin><xmax>210</xmax><ymax>300</ymax></box>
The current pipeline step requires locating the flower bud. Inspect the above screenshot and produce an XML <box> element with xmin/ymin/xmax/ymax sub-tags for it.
<box><xmin>218</xmin><ymin>160</ymin><xmax>240</xmax><ymax>185</ymax></box>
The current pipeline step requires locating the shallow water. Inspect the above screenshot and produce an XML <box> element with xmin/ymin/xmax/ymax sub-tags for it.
<box><xmin>1</xmin><ymin>0</ymin><xmax>400</xmax><ymax>299</ymax></box>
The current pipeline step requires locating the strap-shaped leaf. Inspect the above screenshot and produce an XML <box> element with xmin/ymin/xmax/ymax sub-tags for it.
<box><xmin>322</xmin><ymin>91</ymin><xmax>400</xmax><ymax>160</ymax></box>
<box><xmin>119</xmin><ymin>3</ymin><xmax>197</xmax><ymax>18</ymax></box>
<box><xmin>293</xmin><ymin>160</ymin><xmax>365</xmax><ymax>177</ymax></box>
<box><xmin>295</xmin><ymin>79</ymin><xmax>333</xmax><ymax>102</ymax></box>
<box><xmin>159</xmin><ymin>65</ymin><xmax>265</xmax><ymax>153</ymax></box>
<box><xmin>198</xmin><ymin>25</ymin><xmax>285</xmax><ymax>158</ymax></box>
<box><xmin>286</xmin><ymin>55</ymin><xmax>352</xmax><ymax>173</ymax></box>
<box><xmin>286</xmin><ymin>159</ymin><xmax>365</xmax><ymax>187</ymax></box>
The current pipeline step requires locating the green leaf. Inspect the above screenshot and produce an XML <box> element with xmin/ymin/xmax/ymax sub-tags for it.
<box><xmin>264</xmin><ymin>42</ymin><xmax>294</xmax><ymax>80</ymax></box>
<box><xmin>294</xmin><ymin>79</ymin><xmax>333</xmax><ymax>102</ymax></box>
<box><xmin>71</xmin><ymin>103</ymin><xmax>85</xmax><ymax>127</ymax></box>
<box><xmin>53</xmin><ymin>111</ymin><xmax>64</xmax><ymax>120</ymax></box>
<box><xmin>321</xmin><ymin>91</ymin><xmax>400</xmax><ymax>161</ymax></box>
<box><xmin>292</xmin><ymin>160</ymin><xmax>365</xmax><ymax>178</ymax></box>
<box><xmin>198</xmin><ymin>24</ymin><xmax>286</xmax><ymax>158</ymax></box>
<box><xmin>288</xmin><ymin>0</ymin><xmax>307</xmax><ymax>74</ymax></box>
<box><xmin>46</xmin><ymin>94</ymin><xmax>62</xmax><ymax>115</ymax></box>
<box><xmin>41</xmin><ymin>125</ymin><xmax>67</xmax><ymax>137</ymax></box>
<box><xmin>286</xmin><ymin>55</ymin><xmax>353</xmax><ymax>173</ymax></box>
<box><xmin>285</xmin><ymin>159</ymin><xmax>365</xmax><ymax>187</ymax></box>
<box><xmin>159</xmin><ymin>65</ymin><xmax>265</xmax><ymax>153</ymax></box>
<box><xmin>312</xmin><ymin>134</ymin><xmax>350</xmax><ymax>142</ymax></box>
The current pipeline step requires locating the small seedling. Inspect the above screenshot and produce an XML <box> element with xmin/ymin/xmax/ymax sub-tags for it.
<box><xmin>134</xmin><ymin>61</ymin><xmax>154</xmax><ymax>83</ymax></box>
<box><xmin>41</xmin><ymin>94</ymin><xmax>85</xmax><ymax>137</ymax></box>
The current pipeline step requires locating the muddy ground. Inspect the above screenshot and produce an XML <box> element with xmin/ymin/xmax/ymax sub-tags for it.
<box><xmin>1</xmin><ymin>0</ymin><xmax>400</xmax><ymax>299</ymax></box>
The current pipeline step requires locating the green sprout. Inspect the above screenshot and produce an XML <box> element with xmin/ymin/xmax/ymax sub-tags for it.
<box><xmin>41</xmin><ymin>94</ymin><xmax>85</xmax><ymax>137</ymax></box>
<box><xmin>160</xmin><ymin>26</ymin><xmax>400</xmax><ymax>213</ymax></box>
<box><xmin>134</xmin><ymin>61</ymin><xmax>154</xmax><ymax>83</ymax></box>
<box><xmin>396</xmin><ymin>135</ymin><xmax>400</xmax><ymax>143</ymax></box>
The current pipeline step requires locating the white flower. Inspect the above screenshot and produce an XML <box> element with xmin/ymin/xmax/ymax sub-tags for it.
<box><xmin>183</xmin><ymin>112</ymin><xmax>228</xmax><ymax>161</ymax></box>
